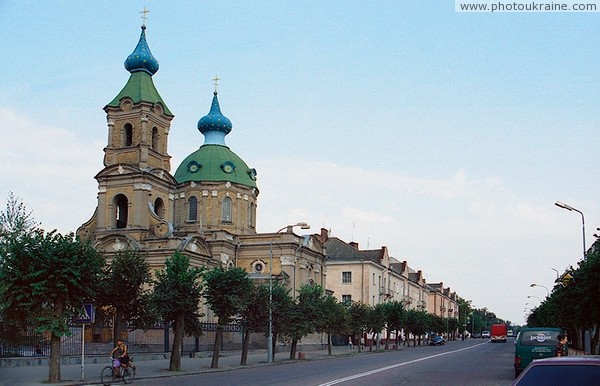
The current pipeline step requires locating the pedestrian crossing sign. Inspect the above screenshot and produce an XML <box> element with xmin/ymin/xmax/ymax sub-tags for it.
<box><xmin>74</xmin><ymin>303</ymin><xmax>95</xmax><ymax>324</ymax></box>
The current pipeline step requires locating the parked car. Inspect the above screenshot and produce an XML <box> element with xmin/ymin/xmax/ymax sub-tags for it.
<box><xmin>472</xmin><ymin>332</ymin><xmax>482</xmax><ymax>338</ymax></box>
<box><xmin>514</xmin><ymin>327</ymin><xmax>564</xmax><ymax>377</ymax></box>
<box><xmin>429</xmin><ymin>336</ymin><xmax>445</xmax><ymax>346</ymax></box>
<box><xmin>512</xmin><ymin>357</ymin><xmax>600</xmax><ymax>386</ymax></box>
<box><xmin>481</xmin><ymin>330</ymin><xmax>491</xmax><ymax>339</ymax></box>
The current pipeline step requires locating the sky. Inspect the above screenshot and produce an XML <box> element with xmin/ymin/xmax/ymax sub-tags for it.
<box><xmin>1</xmin><ymin>1</ymin><xmax>599</xmax><ymax>326</ymax></box>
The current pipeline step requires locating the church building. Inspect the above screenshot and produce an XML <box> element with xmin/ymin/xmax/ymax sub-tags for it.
<box><xmin>77</xmin><ymin>20</ymin><xmax>327</xmax><ymax>323</ymax></box>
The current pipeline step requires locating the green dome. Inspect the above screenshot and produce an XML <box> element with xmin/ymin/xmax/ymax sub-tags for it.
<box><xmin>174</xmin><ymin>144</ymin><xmax>257</xmax><ymax>188</ymax></box>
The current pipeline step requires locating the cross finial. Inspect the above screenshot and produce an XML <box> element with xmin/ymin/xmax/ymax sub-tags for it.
<box><xmin>212</xmin><ymin>75</ymin><xmax>220</xmax><ymax>93</ymax></box>
<box><xmin>140</xmin><ymin>7</ymin><xmax>150</xmax><ymax>26</ymax></box>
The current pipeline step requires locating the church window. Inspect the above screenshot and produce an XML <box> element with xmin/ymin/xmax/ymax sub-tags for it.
<box><xmin>248</xmin><ymin>202</ymin><xmax>254</xmax><ymax>226</ymax></box>
<box><xmin>221</xmin><ymin>196</ymin><xmax>232</xmax><ymax>223</ymax></box>
<box><xmin>122</xmin><ymin>123</ymin><xmax>133</xmax><ymax>147</ymax></box>
<box><xmin>188</xmin><ymin>196</ymin><xmax>198</xmax><ymax>221</ymax></box>
<box><xmin>151</xmin><ymin>126</ymin><xmax>159</xmax><ymax>151</ymax></box>
<box><xmin>154</xmin><ymin>197</ymin><xmax>164</xmax><ymax>218</ymax></box>
<box><xmin>114</xmin><ymin>194</ymin><xmax>128</xmax><ymax>229</ymax></box>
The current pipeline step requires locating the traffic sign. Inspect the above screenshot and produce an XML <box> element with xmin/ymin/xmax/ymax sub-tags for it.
<box><xmin>74</xmin><ymin>303</ymin><xmax>95</xmax><ymax>324</ymax></box>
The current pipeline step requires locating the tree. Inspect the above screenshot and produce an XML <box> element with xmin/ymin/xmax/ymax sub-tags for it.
<box><xmin>0</xmin><ymin>191</ymin><xmax>39</xmax><ymax>241</ymax></box>
<box><xmin>382</xmin><ymin>301</ymin><xmax>405</xmax><ymax>349</ymax></box>
<box><xmin>97</xmin><ymin>250</ymin><xmax>152</xmax><ymax>344</ymax></box>
<box><xmin>237</xmin><ymin>283</ymin><xmax>269</xmax><ymax>365</ymax></box>
<box><xmin>0</xmin><ymin>229</ymin><xmax>104</xmax><ymax>382</ymax></box>
<box><xmin>151</xmin><ymin>251</ymin><xmax>204</xmax><ymax>371</ymax></box>
<box><xmin>318</xmin><ymin>295</ymin><xmax>350</xmax><ymax>355</ymax></box>
<box><xmin>282</xmin><ymin>284</ymin><xmax>325</xmax><ymax>360</ymax></box>
<box><xmin>368</xmin><ymin>303</ymin><xmax>386</xmax><ymax>351</ymax></box>
<box><xmin>202</xmin><ymin>266</ymin><xmax>253</xmax><ymax>368</ymax></box>
<box><xmin>270</xmin><ymin>282</ymin><xmax>294</xmax><ymax>361</ymax></box>
<box><xmin>348</xmin><ymin>301</ymin><xmax>371</xmax><ymax>352</ymax></box>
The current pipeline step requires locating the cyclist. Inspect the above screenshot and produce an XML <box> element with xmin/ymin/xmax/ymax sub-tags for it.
<box><xmin>109</xmin><ymin>339</ymin><xmax>130</xmax><ymax>377</ymax></box>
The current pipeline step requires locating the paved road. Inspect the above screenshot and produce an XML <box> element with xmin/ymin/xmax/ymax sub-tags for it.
<box><xmin>0</xmin><ymin>338</ymin><xmax>511</xmax><ymax>386</ymax></box>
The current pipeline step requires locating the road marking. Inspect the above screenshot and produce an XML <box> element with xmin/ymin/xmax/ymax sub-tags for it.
<box><xmin>318</xmin><ymin>342</ymin><xmax>489</xmax><ymax>386</ymax></box>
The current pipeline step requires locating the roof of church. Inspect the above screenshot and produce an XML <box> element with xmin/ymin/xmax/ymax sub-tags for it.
<box><xmin>174</xmin><ymin>90</ymin><xmax>257</xmax><ymax>189</ymax></box>
<box><xmin>106</xmin><ymin>25</ymin><xmax>172</xmax><ymax>116</ymax></box>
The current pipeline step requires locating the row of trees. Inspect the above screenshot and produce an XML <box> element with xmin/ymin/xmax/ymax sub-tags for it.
<box><xmin>0</xmin><ymin>193</ymin><xmax>462</xmax><ymax>382</ymax></box>
<box><xmin>526</xmin><ymin>236</ymin><xmax>600</xmax><ymax>354</ymax></box>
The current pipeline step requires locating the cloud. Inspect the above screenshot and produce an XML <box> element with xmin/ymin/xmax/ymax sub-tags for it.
<box><xmin>0</xmin><ymin>107</ymin><xmax>101</xmax><ymax>233</ymax></box>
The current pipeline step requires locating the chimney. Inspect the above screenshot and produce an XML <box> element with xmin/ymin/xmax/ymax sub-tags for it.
<box><xmin>349</xmin><ymin>241</ymin><xmax>359</xmax><ymax>249</ymax></box>
<box><xmin>320</xmin><ymin>227</ymin><xmax>329</xmax><ymax>243</ymax></box>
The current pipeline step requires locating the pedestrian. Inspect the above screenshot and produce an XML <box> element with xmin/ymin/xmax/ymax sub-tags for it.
<box><xmin>554</xmin><ymin>333</ymin><xmax>568</xmax><ymax>357</ymax></box>
<box><xmin>348</xmin><ymin>336</ymin><xmax>353</xmax><ymax>349</ymax></box>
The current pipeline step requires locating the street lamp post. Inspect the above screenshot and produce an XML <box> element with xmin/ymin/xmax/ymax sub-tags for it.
<box><xmin>555</xmin><ymin>201</ymin><xmax>586</xmax><ymax>258</ymax></box>
<box><xmin>268</xmin><ymin>222</ymin><xmax>310</xmax><ymax>363</ymax></box>
<box><xmin>530</xmin><ymin>283</ymin><xmax>550</xmax><ymax>297</ymax></box>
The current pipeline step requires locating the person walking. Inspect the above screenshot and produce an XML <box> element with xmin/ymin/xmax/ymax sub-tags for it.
<box><xmin>554</xmin><ymin>333</ymin><xmax>568</xmax><ymax>357</ymax></box>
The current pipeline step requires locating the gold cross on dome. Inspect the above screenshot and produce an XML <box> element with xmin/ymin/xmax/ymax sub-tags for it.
<box><xmin>140</xmin><ymin>7</ymin><xmax>150</xmax><ymax>26</ymax></box>
<box><xmin>212</xmin><ymin>75</ymin><xmax>220</xmax><ymax>92</ymax></box>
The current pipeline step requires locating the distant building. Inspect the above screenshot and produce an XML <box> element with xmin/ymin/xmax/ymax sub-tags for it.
<box><xmin>319</xmin><ymin>228</ymin><xmax>428</xmax><ymax>310</ymax></box>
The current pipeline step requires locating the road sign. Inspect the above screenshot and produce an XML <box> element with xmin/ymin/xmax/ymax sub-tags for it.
<box><xmin>74</xmin><ymin>303</ymin><xmax>95</xmax><ymax>324</ymax></box>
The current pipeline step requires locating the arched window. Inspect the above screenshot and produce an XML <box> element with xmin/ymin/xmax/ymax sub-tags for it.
<box><xmin>248</xmin><ymin>202</ymin><xmax>254</xmax><ymax>227</ymax></box>
<box><xmin>122</xmin><ymin>123</ymin><xmax>133</xmax><ymax>147</ymax></box>
<box><xmin>154</xmin><ymin>197</ymin><xmax>164</xmax><ymax>218</ymax></box>
<box><xmin>114</xmin><ymin>194</ymin><xmax>128</xmax><ymax>229</ymax></box>
<box><xmin>221</xmin><ymin>196</ymin><xmax>232</xmax><ymax>223</ymax></box>
<box><xmin>188</xmin><ymin>196</ymin><xmax>198</xmax><ymax>221</ymax></box>
<box><xmin>151</xmin><ymin>126</ymin><xmax>159</xmax><ymax>151</ymax></box>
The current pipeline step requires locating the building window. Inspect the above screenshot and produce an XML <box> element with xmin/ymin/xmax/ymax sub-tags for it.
<box><xmin>114</xmin><ymin>194</ymin><xmax>128</xmax><ymax>229</ymax></box>
<box><xmin>342</xmin><ymin>295</ymin><xmax>352</xmax><ymax>305</ymax></box>
<box><xmin>372</xmin><ymin>273</ymin><xmax>375</xmax><ymax>285</ymax></box>
<box><xmin>122</xmin><ymin>123</ymin><xmax>133</xmax><ymax>147</ymax></box>
<box><xmin>221</xmin><ymin>196</ymin><xmax>232</xmax><ymax>223</ymax></box>
<box><xmin>249</xmin><ymin>202</ymin><xmax>254</xmax><ymax>227</ymax></box>
<box><xmin>154</xmin><ymin>197</ymin><xmax>164</xmax><ymax>218</ymax></box>
<box><xmin>188</xmin><ymin>196</ymin><xmax>198</xmax><ymax>221</ymax></box>
<box><xmin>151</xmin><ymin>126</ymin><xmax>159</xmax><ymax>151</ymax></box>
<box><xmin>341</xmin><ymin>271</ymin><xmax>352</xmax><ymax>284</ymax></box>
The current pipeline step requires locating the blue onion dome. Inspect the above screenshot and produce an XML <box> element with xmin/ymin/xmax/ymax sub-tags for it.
<box><xmin>124</xmin><ymin>25</ymin><xmax>159</xmax><ymax>76</ymax></box>
<box><xmin>198</xmin><ymin>91</ymin><xmax>233</xmax><ymax>137</ymax></box>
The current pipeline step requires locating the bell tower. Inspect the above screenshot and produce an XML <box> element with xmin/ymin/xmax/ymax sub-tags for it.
<box><xmin>78</xmin><ymin>18</ymin><xmax>177</xmax><ymax>243</ymax></box>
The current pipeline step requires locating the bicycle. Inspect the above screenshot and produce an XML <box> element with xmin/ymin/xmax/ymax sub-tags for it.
<box><xmin>101</xmin><ymin>356</ymin><xmax>136</xmax><ymax>385</ymax></box>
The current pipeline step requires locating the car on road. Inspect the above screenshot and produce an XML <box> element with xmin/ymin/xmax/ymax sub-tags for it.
<box><xmin>512</xmin><ymin>357</ymin><xmax>600</xmax><ymax>386</ymax></box>
<box><xmin>472</xmin><ymin>332</ymin><xmax>482</xmax><ymax>338</ymax></box>
<box><xmin>481</xmin><ymin>331</ymin><xmax>491</xmax><ymax>339</ymax></box>
<box><xmin>429</xmin><ymin>336</ymin><xmax>445</xmax><ymax>346</ymax></box>
<box><xmin>514</xmin><ymin>327</ymin><xmax>564</xmax><ymax>377</ymax></box>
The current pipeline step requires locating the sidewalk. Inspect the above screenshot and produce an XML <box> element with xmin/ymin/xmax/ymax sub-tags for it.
<box><xmin>0</xmin><ymin>345</ymin><xmax>365</xmax><ymax>386</ymax></box>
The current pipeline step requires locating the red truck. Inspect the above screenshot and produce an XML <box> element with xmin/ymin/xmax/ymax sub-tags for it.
<box><xmin>491</xmin><ymin>323</ymin><xmax>508</xmax><ymax>342</ymax></box>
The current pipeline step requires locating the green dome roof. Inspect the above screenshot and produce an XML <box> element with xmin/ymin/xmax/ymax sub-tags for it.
<box><xmin>174</xmin><ymin>144</ymin><xmax>257</xmax><ymax>188</ymax></box>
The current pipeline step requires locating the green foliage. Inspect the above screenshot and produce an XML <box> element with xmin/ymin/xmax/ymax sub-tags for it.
<box><xmin>202</xmin><ymin>266</ymin><xmax>253</xmax><ymax>325</ymax></box>
<box><xmin>0</xmin><ymin>229</ymin><xmax>105</xmax><ymax>336</ymax></box>
<box><xmin>281</xmin><ymin>284</ymin><xmax>325</xmax><ymax>341</ymax></box>
<box><xmin>382</xmin><ymin>301</ymin><xmax>405</xmax><ymax>332</ymax></box>
<box><xmin>318</xmin><ymin>295</ymin><xmax>350</xmax><ymax>336</ymax></box>
<box><xmin>151</xmin><ymin>251</ymin><xmax>204</xmax><ymax>336</ymax></box>
<box><xmin>97</xmin><ymin>250</ymin><xmax>153</xmax><ymax>335</ymax></box>
<box><xmin>369</xmin><ymin>303</ymin><xmax>387</xmax><ymax>335</ymax></box>
<box><xmin>238</xmin><ymin>283</ymin><xmax>269</xmax><ymax>333</ymax></box>
<box><xmin>348</xmin><ymin>301</ymin><xmax>372</xmax><ymax>336</ymax></box>
<box><xmin>0</xmin><ymin>192</ymin><xmax>39</xmax><ymax>242</ymax></box>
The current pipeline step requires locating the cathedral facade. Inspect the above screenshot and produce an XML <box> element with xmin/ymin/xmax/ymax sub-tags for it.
<box><xmin>77</xmin><ymin>22</ymin><xmax>326</xmax><ymax>322</ymax></box>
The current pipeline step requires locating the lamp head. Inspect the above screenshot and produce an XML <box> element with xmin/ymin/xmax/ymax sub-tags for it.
<box><xmin>296</xmin><ymin>222</ymin><xmax>311</xmax><ymax>229</ymax></box>
<box><xmin>555</xmin><ymin>201</ymin><xmax>574</xmax><ymax>211</ymax></box>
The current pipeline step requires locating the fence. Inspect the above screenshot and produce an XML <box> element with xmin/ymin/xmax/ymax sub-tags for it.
<box><xmin>0</xmin><ymin>322</ymin><xmax>250</xmax><ymax>358</ymax></box>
